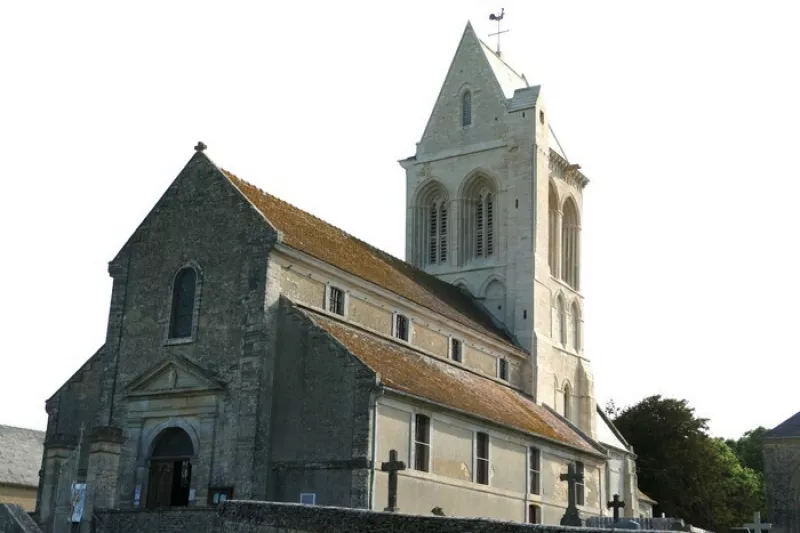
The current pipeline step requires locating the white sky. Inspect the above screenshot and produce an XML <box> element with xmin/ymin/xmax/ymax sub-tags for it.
<box><xmin>1</xmin><ymin>1</ymin><xmax>798</xmax><ymax>440</ymax></box>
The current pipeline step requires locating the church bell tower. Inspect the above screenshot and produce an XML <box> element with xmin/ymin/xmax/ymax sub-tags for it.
<box><xmin>399</xmin><ymin>20</ymin><xmax>596</xmax><ymax>437</ymax></box>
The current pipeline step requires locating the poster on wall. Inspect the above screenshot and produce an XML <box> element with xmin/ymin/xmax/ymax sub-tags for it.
<box><xmin>70</xmin><ymin>483</ymin><xmax>87</xmax><ymax>523</ymax></box>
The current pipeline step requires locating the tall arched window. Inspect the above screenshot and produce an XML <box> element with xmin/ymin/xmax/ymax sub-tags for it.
<box><xmin>462</xmin><ymin>90</ymin><xmax>472</xmax><ymax>127</ymax></box>
<box><xmin>413</xmin><ymin>181</ymin><xmax>449</xmax><ymax>267</ymax></box>
<box><xmin>561</xmin><ymin>198</ymin><xmax>580</xmax><ymax>289</ymax></box>
<box><xmin>563</xmin><ymin>382</ymin><xmax>572</xmax><ymax>421</ymax></box>
<box><xmin>460</xmin><ymin>174</ymin><xmax>497</xmax><ymax>264</ymax></box>
<box><xmin>556</xmin><ymin>294</ymin><xmax>566</xmax><ymax>346</ymax></box>
<box><xmin>426</xmin><ymin>199</ymin><xmax>448</xmax><ymax>265</ymax></box>
<box><xmin>475</xmin><ymin>192</ymin><xmax>494</xmax><ymax>258</ymax></box>
<box><xmin>548</xmin><ymin>182</ymin><xmax>560</xmax><ymax>276</ymax></box>
<box><xmin>571</xmin><ymin>301</ymin><xmax>581</xmax><ymax>351</ymax></box>
<box><xmin>169</xmin><ymin>267</ymin><xmax>197</xmax><ymax>339</ymax></box>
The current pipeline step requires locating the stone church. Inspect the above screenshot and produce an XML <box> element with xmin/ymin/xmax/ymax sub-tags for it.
<box><xmin>764</xmin><ymin>410</ymin><xmax>800</xmax><ymax>533</ymax></box>
<box><xmin>35</xmin><ymin>22</ymin><xmax>649</xmax><ymax>532</ymax></box>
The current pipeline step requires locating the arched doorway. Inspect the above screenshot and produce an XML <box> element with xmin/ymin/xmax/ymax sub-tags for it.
<box><xmin>146</xmin><ymin>427</ymin><xmax>194</xmax><ymax>508</ymax></box>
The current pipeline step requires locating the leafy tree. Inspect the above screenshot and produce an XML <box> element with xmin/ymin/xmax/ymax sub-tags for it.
<box><xmin>725</xmin><ymin>427</ymin><xmax>768</xmax><ymax>474</ymax></box>
<box><xmin>610</xmin><ymin>395</ymin><xmax>763</xmax><ymax>533</ymax></box>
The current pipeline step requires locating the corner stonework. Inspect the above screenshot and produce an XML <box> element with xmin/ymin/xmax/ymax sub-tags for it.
<box><xmin>81</xmin><ymin>426</ymin><xmax>124</xmax><ymax>533</ymax></box>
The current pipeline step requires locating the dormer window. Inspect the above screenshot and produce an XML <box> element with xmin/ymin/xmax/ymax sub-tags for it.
<box><xmin>327</xmin><ymin>286</ymin><xmax>345</xmax><ymax>316</ymax></box>
<box><xmin>498</xmin><ymin>358</ymin><xmax>509</xmax><ymax>381</ymax></box>
<box><xmin>462</xmin><ymin>91</ymin><xmax>472</xmax><ymax>127</ymax></box>
<box><xmin>394</xmin><ymin>314</ymin><xmax>410</xmax><ymax>342</ymax></box>
<box><xmin>450</xmin><ymin>338</ymin><xmax>462</xmax><ymax>363</ymax></box>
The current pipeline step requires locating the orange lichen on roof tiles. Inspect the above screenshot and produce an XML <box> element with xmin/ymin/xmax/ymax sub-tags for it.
<box><xmin>222</xmin><ymin>168</ymin><xmax>516</xmax><ymax>347</ymax></box>
<box><xmin>305</xmin><ymin>309</ymin><xmax>597</xmax><ymax>454</ymax></box>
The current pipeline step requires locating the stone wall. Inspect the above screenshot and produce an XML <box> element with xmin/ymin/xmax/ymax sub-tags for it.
<box><xmin>267</xmin><ymin>301</ymin><xmax>376</xmax><ymax>507</ymax></box>
<box><xmin>763</xmin><ymin>439</ymin><xmax>800</xmax><ymax>533</ymax></box>
<box><xmin>94</xmin><ymin>500</ymin><xmax>675</xmax><ymax>533</ymax></box>
<box><xmin>93</xmin><ymin>507</ymin><xmax>217</xmax><ymax>533</ymax></box>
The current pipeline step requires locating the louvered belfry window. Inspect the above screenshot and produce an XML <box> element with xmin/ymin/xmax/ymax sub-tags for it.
<box><xmin>439</xmin><ymin>203</ymin><xmax>448</xmax><ymax>262</ymax></box>
<box><xmin>474</xmin><ymin>192</ymin><xmax>494</xmax><ymax>259</ymax></box>
<box><xmin>427</xmin><ymin>200</ymin><xmax>448</xmax><ymax>265</ymax></box>
<box><xmin>476</xmin><ymin>196</ymin><xmax>484</xmax><ymax>257</ymax></box>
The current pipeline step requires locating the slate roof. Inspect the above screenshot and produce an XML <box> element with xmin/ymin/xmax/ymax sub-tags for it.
<box><xmin>638</xmin><ymin>488</ymin><xmax>657</xmax><ymax>504</ymax></box>
<box><xmin>302</xmin><ymin>307</ymin><xmax>599</xmax><ymax>455</ymax></box>
<box><xmin>766</xmin><ymin>410</ymin><xmax>800</xmax><ymax>438</ymax></box>
<box><xmin>478</xmin><ymin>38</ymin><xmax>529</xmax><ymax>99</ymax></box>
<box><xmin>222</xmin><ymin>167</ymin><xmax>518</xmax><ymax>348</ymax></box>
<box><xmin>0</xmin><ymin>425</ymin><xmax>45</xmax><ymax>488</ymax></box>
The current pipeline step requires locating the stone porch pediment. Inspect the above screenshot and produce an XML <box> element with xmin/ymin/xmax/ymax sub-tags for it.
<box><xmin>126</xmin><ymin>355</ymin><xmax>225</xmax><ymax>397</ymax></box>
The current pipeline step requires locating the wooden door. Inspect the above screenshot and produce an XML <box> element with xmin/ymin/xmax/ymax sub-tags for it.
<box><xmin>146</xmin><ymin>461</ymin><xmax>174</xmax><ymax>508</ymax></box>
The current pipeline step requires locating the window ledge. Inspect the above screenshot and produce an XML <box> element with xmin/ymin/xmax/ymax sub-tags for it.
<box><xmin>164</xmin><ymin>337</ymin><xmax>195</xmax><ymax>346</ymax></box>
<box><xmin>550</xmin><ymin>275</ymin><xmax>582</xmax><ymax>296</ymax></box>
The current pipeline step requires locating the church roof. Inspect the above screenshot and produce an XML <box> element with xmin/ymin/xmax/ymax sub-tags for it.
<box><xmin>0</xmin><ymin>425</ymin><xmax>45</xmax><ymax>488</ymax></box>
<box><xmin>638</xmin><ymin>488</ymin><xmax>657</xmax><ymax>504</ymax></box>
<box><xmin>766</xmin><ymin>410</ymin><xmax>800</xmax><ymax>438</ymax></box>
<box><xmin>303</xmin><ymin>307</ymin><xmax>600</xmax><ymax>455</ymax></box>
<box><xmin>478</xmin><ymin>38</ymin><xmax>529</xmax><ymax>99</ymax></box>
<box><xmin>595</xmin><ymin>406</ymin><xmax>632</xmax><ymax>453</ymax></box>
<box><xmin>222</xmin><ymin>166</ymin><xmax>519</xmax><ymax>349</ymax></box>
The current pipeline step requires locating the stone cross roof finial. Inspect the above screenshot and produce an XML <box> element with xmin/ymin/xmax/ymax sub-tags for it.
<box><xmin>195</xmin><ymin>141</ymin><xmax>207</xmax><ymax>152</ymax></box>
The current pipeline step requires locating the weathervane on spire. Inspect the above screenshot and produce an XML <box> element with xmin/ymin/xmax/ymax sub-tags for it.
<box><xmin>488</xmin><ymin>8</ymin><xmax>509</xmax><ymax>56</ymax></box>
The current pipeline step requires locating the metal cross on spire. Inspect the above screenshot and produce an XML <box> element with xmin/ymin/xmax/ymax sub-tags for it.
<box><xmin>488</xmin><ymin>8</ymin><xmax>509</xmax><ymax>56</ymax></box>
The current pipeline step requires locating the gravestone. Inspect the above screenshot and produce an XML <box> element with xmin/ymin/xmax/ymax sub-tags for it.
<box><xmin>381</xmin><ymin>449</ymin><xmax>406</xmax><ymax>513</ymax></box>
<box><xmin>616</xmin><ymin>519</ymin><xmax>642</xmax><ymax>530</ymax></box>
<box><xmin>559</xmin><ymin>462</ymin><xmax>584</xmax><ymax>526</ymax></box>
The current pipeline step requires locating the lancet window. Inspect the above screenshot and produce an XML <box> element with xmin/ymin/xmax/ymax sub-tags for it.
<box><xmin>561</xmin><ymin>198</ymin><xmax>580</xmax><ymax>289</ymax></box>
<box><xmin>462</xmin><ymin>90</ymin><xmax>472</xmax><ymax>127</ymax></box>
<box><xmin>169</xmin><ymin>266</ymin><xmax>198</xmax><ymax>339</ymax></box>
<box><xmin>548</xmin><ymin>182</ymin><xmax>560</xmax><ymax>276</ymax></box>
<box><xmin>571</xmin><ymin>301</ymin><xmax>581</xmax><ymax>351</ymax></box>
<box><xmin>556</xmin><ymin>294</ymin><xmax>566</xmax><ymax>346</ymax></box>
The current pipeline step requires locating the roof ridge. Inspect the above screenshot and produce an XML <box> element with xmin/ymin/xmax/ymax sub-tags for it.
<box><xmin>221</xmin><ymin>169</ymin><xmax>362</xmax><ymax>244</ymax></box>
<box><xmin>220</xmin><ymin>167</ymin><xmax>521</xmax><ymax>350</ymax></box>
<box><xmin>477</xmin><ymin>38</ymin><xmax>528</xmax><ymax>83</ymax></box>
<box><xmin>0</xmin><ymin>424</ymin><xmax>45</xmax><ymax>434</ymax></box>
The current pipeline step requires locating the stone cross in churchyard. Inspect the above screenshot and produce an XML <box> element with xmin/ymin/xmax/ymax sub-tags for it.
<box><xmin>559</xmin><ymin>462</ymin><xmax>584</xmax><ymax>526</ymax></box>
<box><xmin>744</xmin><ymin>512</ymin><xmax>772</xmax><ymax>533</ymax></box>
<box><xmin>381</xmin><ymin>449</ymin><xmax>406</xmax><ymax>513</ymax></box>
<box><xmin>607</xmin><ymin>494</ymin><xmax>626</xmax><ymax>522</ymax></box>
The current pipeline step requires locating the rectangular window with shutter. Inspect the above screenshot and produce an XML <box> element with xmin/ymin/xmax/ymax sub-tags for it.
<box><xmin>529</xmin><ymin>448</ymin><xmax>540</xmax><ymax>495</ymax></box>
<box><xmin>327</xmin><ymin>286</ymin><xmax>345</xmax><ymax>316</ymax></box>
<box><xmin>476</xmin><ymin>432</ymin><xmax>490</xmax><ymax>485</ymax></box>
<box><xmin>450</xmin><ymin>338</ymin><xmax>462</xmax><ymax>363</ymax></box>
<box><xmin>576</xmin><ymin>461</ymin><xmax>585</xmax><ymax>506</ymax></box>
<box><xmin>394</xmin><ymin>314</ymin><xmax>409</xmax><ymax>341</ymax></box>
<box><xmin>414</xmin><ymin>414</ymin><xmax>430</xmax><ymax>472</ymax></box>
